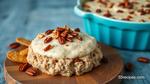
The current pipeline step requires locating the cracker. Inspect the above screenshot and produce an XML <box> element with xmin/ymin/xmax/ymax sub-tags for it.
<box><xmin>7</xmin><ymin>47</ymin><xmax>28</xmax><ymax>63</ymax></box>
<box><xmin>16</xmin><ymin>38</ymin><xmax>31</xmax><ymax>47</ymax></box>
<box><xmin>19</xmin><ymin>48</ymin><xmax>28</xmax><ymax>56</ymax></box>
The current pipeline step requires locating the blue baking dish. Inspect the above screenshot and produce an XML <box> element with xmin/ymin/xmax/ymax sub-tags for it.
<box><xmin>74</xmin><ymin>0</ymin><xmax>150</xmax><ymax>50</ymax></box>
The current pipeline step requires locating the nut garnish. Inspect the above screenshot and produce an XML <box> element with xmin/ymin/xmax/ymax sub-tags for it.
<box><xmin>85</xmin><ymin>9</ymin><xmax>91</xmax><ymax>12</ymax></box>
<box><xmin>118</xmin><ymin>0</ymin><xmax>133</xmax><ymax>9</ymax></box>
<box><xmin>138</xmin><ymin>8</ymin><xmax>146</xmax><ymax>15</ymax></box>
<box><xmin>9</xmin><ymin>42</ymin><xmax>20</xmax><ymax>49</ymax></box>
<box><xmin>58</xmin><ymin>37</ymin><xmax>66</xmax><ymax>44</ymax></box>
<box><xmin>125</xmin><ymin>62</ymin><xmax>133</xmax><ymax>72</ymax></box>
<box><xmin>44</xmin><ymin>37</ymin><xmax>53</xmax><ymax>43</ymax></box>
<box><xmin>139</xmin><ymin>19</ymin><xmax>145</xmax><ymax>22</ymax></box>
<box><xmin>66</xmin><ymin>38</ymin><xmax>73</xmax><ymax>42</ymax></box>
<box><xmin>145</xmin><ymin>3</ymin><xmax>150</xmax><ymax>7</ymax></box>
<box><xmin>44</xmin><ymin>45</ymin><xmax>54</xmax><ymax>51</ymax></box>
<box><xmin>96</xmin><ymin>9</ymin><xmax>101</xmax><ymax>13</ymax></box>
<box><xmin>103</xmin><ymin>10</ymin><xmax>112</xmax><ymax>17</ymax></box>
<box><xmin>137</xmin><ymin>57</ymin><xmax>150</xmax><ymax>63</ymax></box>
<box><xmin>25</xmin><ymin>67</ymin><xmax>39</xmax><ymax>76</ymax></box>
<box><xmin>129</xmin><ymin>11</ymin><xmax>134</xmax><ymax>14</ymax></box>
<box><xmin>45</xmin><ymin>30</ymin><xmax>53</xmax><ymax>35</ymax></box>
<box><xmin>117</xmin><ymin>10</ymin><xmax>124</xmax><ymax>13</ymax></box>
<box><xmin>76</xmin><ymin>36</ymin><xmax>83</xmax><ymax>41</ymax></box>
<box><xmin>19</xmin><ymin>63</ymin><xmax>31</xmax><ymax>72</ymax></box>
<box><xmin>71</xmin><ymin>32</ymin><xmax>78</xmax><ymax>37</ymax></box>
<box><xmin>60</xmin><ymin>30</ymin><xmax>68</xmax><ymax>37</ymax></box>
<box><xmin>43</xmin><ymin>26</ymin><xmax>83</xmax><ymax>50</ymax></box>
<box><xmin>74</xmin><ymin>28</ymin><xmax>80</xmax><ymax>32</ymax></box>
<box><xmin>99</xmin><ymin>0</ymin><xmax>107</xmax><ymax>5</ymax></box>
<box><xmin>82</xmin><ymin>4</ymin><xmax>90</xmax><ymax>8</ymax></box>
<box><xmin>122</xmin><ymin>15</ymin><xmax>132</xmax><ymax>21</ymax></box>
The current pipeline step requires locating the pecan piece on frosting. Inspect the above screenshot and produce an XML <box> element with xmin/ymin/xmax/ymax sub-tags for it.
<box><xmin>58</xmin><ymin>37</ymin><xmax>66</xmax><ymax>44</ymax></box>
<box><xmin>96</xmin><ymin>9</ymin><xmax>101</xmax><ymax>13</ymax></box>
<box><xmin>44</xmin><ymin>37</ymin><xmax>53</xmax><ymax>43</ymax></box>
<box><xmin>43</xmin><ymin>45</ymin><xmax>54</xmax><ymax>51</ymax></box>
<box><xmin>45</xmin><ymin>29</ymin><xmax>53</xmax><ymax>35</ymax></box>
<box><xmin>74</xmin><ymin>28</ymin><xmax>80</xmax><ymax>32</ymax></box>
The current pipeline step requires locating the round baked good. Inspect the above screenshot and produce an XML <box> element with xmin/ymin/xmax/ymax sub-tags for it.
<box><xmin>27</xmin><ymin>26</ymin><xmax>103</xmax><ymax>76</ymax></box>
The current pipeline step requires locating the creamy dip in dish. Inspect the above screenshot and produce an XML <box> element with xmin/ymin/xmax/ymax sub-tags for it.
<box><xmin>30</xmin><ymin>27</ymin><xmax>97</xmax><ymax>58</ymax></box>
<box><xmin>83</xmin><ymin>0</ymin><xmax>150</xmax><ymax>22</ymax></box>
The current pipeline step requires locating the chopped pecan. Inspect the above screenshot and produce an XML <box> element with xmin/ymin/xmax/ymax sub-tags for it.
<box><xmin>122</xmin><ymin>18</ymin><xmax>130</xmax><ymax>21</ymax></box>
<box><xmin>99</xmin><ymin>0</ymin><xmax>107</xmax><ymax>5</ymax></box>
<box><xmin>127</xmin><ymin>15</ymin><xmax>133</xmax><ymax>19</ymax></box>
<box><xmin>76</xmin><ymin>36</ymin><xmax>83</xmax><ymax>41</ymax></box>
<box><xmin>139</xmin><ymin>19</ymin><xmax>145</xmax><ymax>22</ymax></box>
<box><xmin>74</xmin><ymin>28</ymin><xmax>80</xmax><ymax>32</ymax></box>
<box><xmin>82</xmin><ymin>4</ymin><xmax>90</xmax><ymax>8</ymax></box>
<box><xmin>122</xmin><ymin>15</ymin><xmax>132</xmax><ymax>21</ymax></box>
<box><xmin>43</xmin><ymin>45</ymin><xmax>54</xmax><ymax>51</ymax></box>
<box><xmin>117</xmin><ymin>10</ymin><xmax>124</xmax><ymax>13</ymax></box>
<box><xmin>9</xmin><ymin>42</ymin><xmax>20</xmax><ymax>49</ymax></box>
<box><xmin>55</xmin><ymin>30</ymin><xmax>61</xmax><ymax>38</ymax></box>
<box><xmin>58</xmin><ymin>37</ymin><xmax>66</xmax><ymax>44</ymax></box>
<box><xmin>103</xmin><ymin>10</ymin><xmax>112</xmax><ymax>17</ymax></box>
<box><xmin>85</xmin><ymin>9</ymin><xmax>91</xmax><ymax>12</ymax></box>
<box><xmin>60</xmin><ymin>30</ymin><xmax>68</xmax><ymax>37</ymax></box>
<box><xmin>67</xmin><ymin>34</ymin><xmax>74</xmax><ymax>38</ymax></box>
<box><xmin>45</xmin><ymin>30</ymin><xmax>53</xmax><ymax>35</ymax></box>
<box><xmin>66</xmin><ymin>38</ymin><xmax>73</xmax><ymax>42</ymax></box>
<box><xmin>25</xmin><ymin>67</ymin><xmax>39</xmax><ymax>76</ymax></box>
<box><xmin>137</xmin><ymin>57</ymin><xmax>150</xmax><ymax>63</ymax></box>
<box><xmin>56</xmin><ymin>27</ymin><xmax>65</xmax><ymax>32</ymax></box>
<box><xmin>118</xmin><ymin>0</ymin><xmax>133</xmax><ymax>9</ymax></box>
<box><xmin>138</xmin><ymin>9</ymin><xmax>146</xmax><ymax>15</ymax></box>
<box><xmin>19</xmin><ymin>63</ymin><xmax>31</xmax><ymax>72</ymax></box>
<box><xmin>96</xmin><ymin>9</ymin><xmax>101</xmax><ymax>13</ymax></box>
<box><xmin>125</xmin><ymin>62</ymin><xmax>133</xmax><ymax>72</ymax></box>
<box><xmin>146</xmin><ymin>9</ymin><xmax>150</xmax><ymax>14</ymax></box>
<box><xmin>129</xmin><ymin>11</ymin><xmax>134</xmax><ymax>14</ymax></box>
<box><xmin>145</xmin><ymin>3</ymin><xmax>150</xmax><ymax>7</ymax></box>
<box><xmin>44</xmin><ymin>37</ymin><xmax>53</xmax><ymax>43</ymax></box>
<box><xmin>118</xmin><ymin>2</ymin><xmax>124</xmax><ymax>7</ymax></box>
<box><xmin>71</xmin><ymin>32</ymin><xmax>78</xmax><ymax>37</ymax></box>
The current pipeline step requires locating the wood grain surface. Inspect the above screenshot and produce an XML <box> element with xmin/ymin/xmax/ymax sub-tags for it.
<box><xmin>4</xmin><ymin>43</ymin><xmax>124</xmax><ymax>84</ymax></box>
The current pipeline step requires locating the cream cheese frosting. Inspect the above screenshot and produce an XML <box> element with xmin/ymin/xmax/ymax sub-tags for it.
<box><xmin>30</xmin><ymin>28</ymin><xmax>97</xmax><ymax>59</ymax></box>
<box><xmin>83</xmin><ymin>0</ymin><xmax>150</xmax><ymax>22</ymax></box>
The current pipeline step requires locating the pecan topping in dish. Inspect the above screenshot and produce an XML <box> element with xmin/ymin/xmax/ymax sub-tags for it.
<box><xmin>83</xmin><ymin>0</ymin><xmax>150</xmax><ymax>22</ymax></box>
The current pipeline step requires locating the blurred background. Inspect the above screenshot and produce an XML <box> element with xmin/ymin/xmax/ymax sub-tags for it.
<box><xmin>0</xmin><ymin>0</ymin><xmax>150</xmax><ymax>84</ymax></box>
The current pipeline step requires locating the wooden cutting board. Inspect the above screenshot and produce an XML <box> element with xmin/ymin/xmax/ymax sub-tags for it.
<box><xmin>4</xmin><ymin>43</ymin><xmax>124</xmax><ymax>84</ymax></box>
